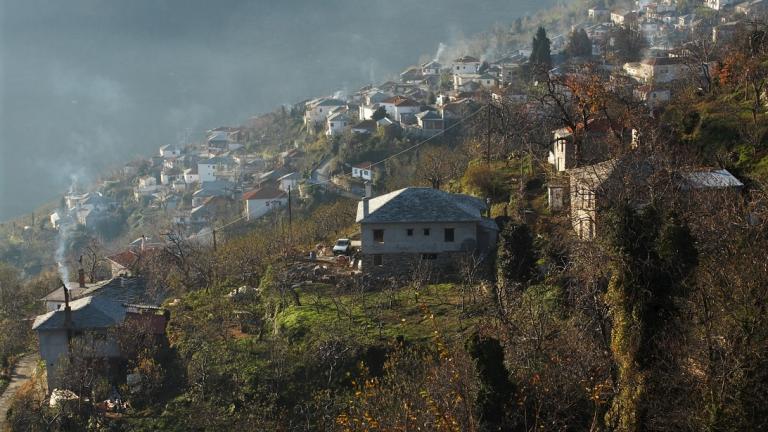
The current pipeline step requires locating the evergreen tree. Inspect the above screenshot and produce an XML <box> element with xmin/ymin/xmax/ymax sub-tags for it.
<box><xmin>529</xmin><ymin>27</ymin><xmax>552</xmax><ymax>72</ymax></box>
<box><xmin>565</xmin><ymin>28</ymin><xmax>592</xmax><ymax>58</ymax></box>
<box><xmin>371</xmin><ymin>106</ymin><xmax>387</xmax><ymax>121</ymax></box>
<box><xmin>496</xmin><ymin>222</ymin><xmax>536</xmax><ymax>290</ymax></box>
<box><xmin>467</xmin><ymin>333</ymin><xmax>516</xmax><ymax>431</ymax></box>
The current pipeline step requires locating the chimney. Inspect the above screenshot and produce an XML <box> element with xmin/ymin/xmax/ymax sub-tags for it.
<box><xmin>364</xmin><ymin>181</ymin><xmax>373</xmax><ymax>198</ymax></box>
<box><xmin>61</xmin><ymin>279</ymin><xmax>72</xmax><ymax>334</ymax></box>
<box><xmin>362</xmin><ymin>197</ymin><xmax>370</xmax><ymax>219</ymax></box>
<box><xmin>78</xmin><ymin>268</ymin><xmax>85</xmax><ymax>288</ymax></box>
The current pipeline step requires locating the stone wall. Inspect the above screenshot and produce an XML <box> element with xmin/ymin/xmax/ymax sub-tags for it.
<box><xmin>361</xmin><ymin>251</ymin><xmax>492</xmax><ymax>282</ymax></box>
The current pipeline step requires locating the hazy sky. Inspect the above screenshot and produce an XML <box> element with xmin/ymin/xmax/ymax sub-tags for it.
<box><xmin>0</xmin><ymin>0</ymin><xmax>551</xmax><ymax>221</ymax></box>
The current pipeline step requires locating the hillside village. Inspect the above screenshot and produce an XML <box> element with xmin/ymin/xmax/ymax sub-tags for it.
<box><xmin>2</xmin><ymin>0</ymin><xmax>768</xmax><ymax>430</ymax></box>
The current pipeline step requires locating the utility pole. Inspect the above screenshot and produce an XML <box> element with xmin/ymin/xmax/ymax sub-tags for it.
<box><xmin>287</xmin><ymin>185</ymin><xmax>293</xmax><ymax>245</ymax></box>
<box><xmin>486</xmin><ymin>103</ymin><xmax>492</xmax><ymax>165</ymax></box>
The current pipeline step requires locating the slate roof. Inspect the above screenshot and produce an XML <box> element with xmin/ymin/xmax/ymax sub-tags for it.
<box><xmin>33</xmin><ymin>296</ymin><xmax>126</xmax><ymax>331</ymax></box>
<box><xmin>416</xmin><ymin>110</ymin><xmax>442</xmax><ymax>120</ymax></box>
<box><xmin>315</xmin><ymin>98</ymin><xmax>347</xmax><ymax>107</ymax></box>
<box><xmin>356</xmin><ymin>187</ymin><xmax>490</xmax><ymax>224</ymax></box>
<box><xmin>41</xmin><ymin>277</ymin><xmax>157</xmax><ymax>306</ymax></box>
<box><xmin>277</xmin><ymin>172</ymin><xmax>301</xmax><ymax>181</ymax></box>
<box><xmin>681</xmin><ymin>169</ymin><xmax>744</xmax><ymax>189</ymax></box>
<box><xmin>454</xmin><ymin>56</ymin><xmax>480</xmax><ymax>63</ymax></box>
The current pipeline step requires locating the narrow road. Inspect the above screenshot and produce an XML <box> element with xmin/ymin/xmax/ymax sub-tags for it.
<box><xmin>0</xmin><ymin>354</ymin><xmax>39</xmax><ymax>430</ymax></box>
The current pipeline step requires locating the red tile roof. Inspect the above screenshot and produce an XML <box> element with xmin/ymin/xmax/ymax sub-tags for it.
<box><xmin>353</xmin><ymin>161</ymin><xmax>375</xmax><ymax>169</ymax></box>
<box><xmin>382</xmin><ymin>95</ymin><xmax>420</xmax><ymax>106</ymax></box>
<box><xmin>242</xmin><ymin>186</ymin><xmax>287</xmax><ymax>201</ymax></box>
<box><xmin>107</xmin><ymin>250</ymin><xmax>139</xmax><ymax>268</ymax></box>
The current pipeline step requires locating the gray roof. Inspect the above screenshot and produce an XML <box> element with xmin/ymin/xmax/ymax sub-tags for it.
<box><xmin>40</xmin><ymin>277</ymin><xmax>157</xmax><ymax>306</ymax></box>
<box><xmin>682</xmin><ymin>169</ymin><xmax>743</xmax><ymax>189</ymax></box>
<box><xmin>356</xmin><ymin>187</ymin><xmax>490</xmax><ymax>224</ymax></box>
<box><xmin>416</xmin><ymin>110</ymin><xmax>442</xmax><ymax>120</ymax></box>
<box><xmin>33</xmin><ymin>295</ymin><xmax>126</xmax><ymax>331</ymax></box>
<box><xmin>277</xmin><ymin>172</ymin><xmax>301</xmax><ymax>181</ymax></box>
<box><xmin>316</xmin><ymin>98</ymin><xmax>346</xmax><ymax>107</ymax></box>
<box><xmin>200</xmin><ymin>156</ymin><xmax>234</xmax><ymax>165</ymax></box>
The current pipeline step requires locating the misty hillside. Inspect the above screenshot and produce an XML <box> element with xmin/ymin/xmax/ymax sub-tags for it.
<box><xmin>0</xmin><ymin>0</ymin><xmax>558</xmax><ymax>221</ymax></box>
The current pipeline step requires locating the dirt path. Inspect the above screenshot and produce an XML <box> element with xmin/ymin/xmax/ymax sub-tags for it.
<box><xmin>0</xmin><ymin>354</ymin><xmax>38</xmax><ymax>431</ymax></box>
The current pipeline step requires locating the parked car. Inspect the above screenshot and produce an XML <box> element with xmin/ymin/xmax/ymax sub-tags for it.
<box><xmin>332</xmin><ymin>238</ymin><xmax>351</xmax><ymax>255</ymax></box>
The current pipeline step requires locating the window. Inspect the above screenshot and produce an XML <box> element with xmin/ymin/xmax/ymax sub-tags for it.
<box><xmin>422</xmin><ymin>253</ymin><xmax>438</xmax><ymax>260</ymax></box>
<box><xmin>373</xmin><ymin>229</ymin><xmax>384</xmax><ymax>243</ymax></box>
<box><xmin>373</xmin><ymin>254</ymin><xmax>383</xmax><ymax>266</ymax></box>
<box><xmin>406</xmin><ymin>228</ymin><xmax>414</xmax><ymax>236</ymax></box>
<box><xmin>423</xmin><ymin>228</ymin><xmax>430</xmax><ymax>236</ymax></box>
<box><xmin>444</xmin><ymin>228</ymin><xmax>455</xmax><ymax>242</ymax></box>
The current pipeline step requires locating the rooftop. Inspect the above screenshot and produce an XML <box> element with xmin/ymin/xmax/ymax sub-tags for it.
<box><xmin>355</xmin><ymin>187</ymin><xmax>492</xmax><ymax>225</ymax></box>
<box><xmin>454</xmin><ymin>55</ymin><xmax>480</xmax><ymax>63</ymax></box>
<box><xmin>682</xmin><ymin>169</ymin><xmax>744</xmax><ymax>189</ymax></box>
<box><xmin>33</xmin><ymin>295</ymin><xmax>126</xmax><ymax>331</ymax></box>
<box><xmin>242</xmin><ymin>186</ymin><xmax>287</xmax><ymax>201</ymax></box>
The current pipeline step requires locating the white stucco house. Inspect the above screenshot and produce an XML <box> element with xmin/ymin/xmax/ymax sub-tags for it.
<box><xmin>351</xmin><ymin>162</ymin><xmax>375</xmax><ymax>181</ymax></box>
<box><xmin>159</xmin><ymin>144</ymin><xmax>181</xmax><ymax>158</ymax></box>
<box><xmin>451</xmin><ymin>56</ymin><xmax>482</xmax><ymax>74</ymax></box>
<box><xmin>242</xmin><ymin>186</ymin><xmax>288</xmax><ymax>220</ymax></box>
<box><xmin>326</xmin><ymin>110</ymin><xmax>351</xmax><ymax>136</ymax></box>
<box><xmin>197</xmin><ymin>156</ymin><xmax>236</xmax><ymax>183</ymax></box>
<box><xmin>304</xmin><ymin>98</ymin><xmax>347</xmax><ymax>127</ymax></box>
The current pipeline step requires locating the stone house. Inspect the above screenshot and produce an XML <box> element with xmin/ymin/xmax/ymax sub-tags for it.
<box><xmin>33</xmin><ymin>277</ymin><xmax>164</xmax><ymax>392</ymax></box>
<box><xmin>568</xmin><ymin>157</ymin><xmax>743</xmax><ymax>240</ymax></box>
<box><xmin>548</xmin><ymin>118</ymin><xmax>615</xmax><ymax>172</ymax></box>
<box><xmin>355</xmin><ymin>187</ymin><xmax>498</xmax><ymax>279</ymax></box>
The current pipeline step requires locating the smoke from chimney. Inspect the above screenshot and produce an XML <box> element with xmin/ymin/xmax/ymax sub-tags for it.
<box><xmin>434</xmin><ymin>42</ymin><xmax>447</xmax><ymax>62</ymax></box>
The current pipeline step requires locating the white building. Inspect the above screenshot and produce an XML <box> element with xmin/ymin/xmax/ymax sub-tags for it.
<box><xmin>705</xmin><ymin>0</ymin><xmax>732</xmax><ymax>10</ymax></box>
<box><xmin>351</xmin><ymin>162</ymin><xmax>375</xmax><ymax>181</ymax></box>
<box><xmin>303</xmin><ymin>98</ymin><xmax>347</xmax><ymax>127</ymax></box>
<box><xmin>159</xmin><ymin>144</ymin><xmax>181</xmax><ymax>158</ymax></box>
<box><xmin>197</xmin><ymin>156</ymin><xmax>236</xmax><ymax>183</ymax></box>
<box><xmin>242</xmin><ymin>186</ymin><xmax>288</xmax><ymax>220</ymax></box>
<box><xmin>326</xmin><ymin>110</ymin><xmax>351</xmax><ymax>136</ymax></box>
<box><xmin>451</xmin><ymin>56</ymin><xmax>482</xmax><ymax>74</ymax></box>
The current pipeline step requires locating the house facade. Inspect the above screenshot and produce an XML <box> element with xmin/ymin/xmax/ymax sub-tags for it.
<box><xmin>304</xmin><ymin>98</ymin><xmax>347</xmax><ymax>127</ymax></box>
<box><xmin>351</xmin><ymin>162</ymin><xmax>374</xmax><ymax>181</ymax></box>
<box><xmin>623</xmin><ymin>57</ymin><xmax>686</xmax><ymax>84</ymax></box>
<box><xmin>549</xmin><ymin>120</ymin><xmax>613</xmax><ymax>172</ymax></box>
<box><xmin>33</xmin><ymin>278</ymin><xmax>164</xmax><ymax>392</ymax></box>
<box><xmin>242</xmin><ymin>186</ymin><xmax>288</xmax><ymax>220</ymax></box>
<box><xmin>356</xmin><ymin>188</ymin><xmax>498</xmax><ymax>279</ymax></box>
<box><xmin>451</xmin><ymin>56</ymin><xmax>482</xmax><ymax>74</ymax></box>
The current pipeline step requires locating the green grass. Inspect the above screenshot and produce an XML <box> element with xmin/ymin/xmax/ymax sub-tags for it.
<box><xmin>275</xmin><ymin>283</ymin><xmax>484</xmax><ymax>346</ymax></box>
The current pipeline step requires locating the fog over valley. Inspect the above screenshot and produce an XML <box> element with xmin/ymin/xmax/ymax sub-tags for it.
<box><xmin>0</xmin><ymin>0</ymin><xmax>553</xmax><ymax>221</ymax></box>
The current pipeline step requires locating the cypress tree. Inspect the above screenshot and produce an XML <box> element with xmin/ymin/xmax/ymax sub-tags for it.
<box><xmin>529</xmin><ymin>27</ymin><xmax>552</xmax><ymax>72</ymax></box>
